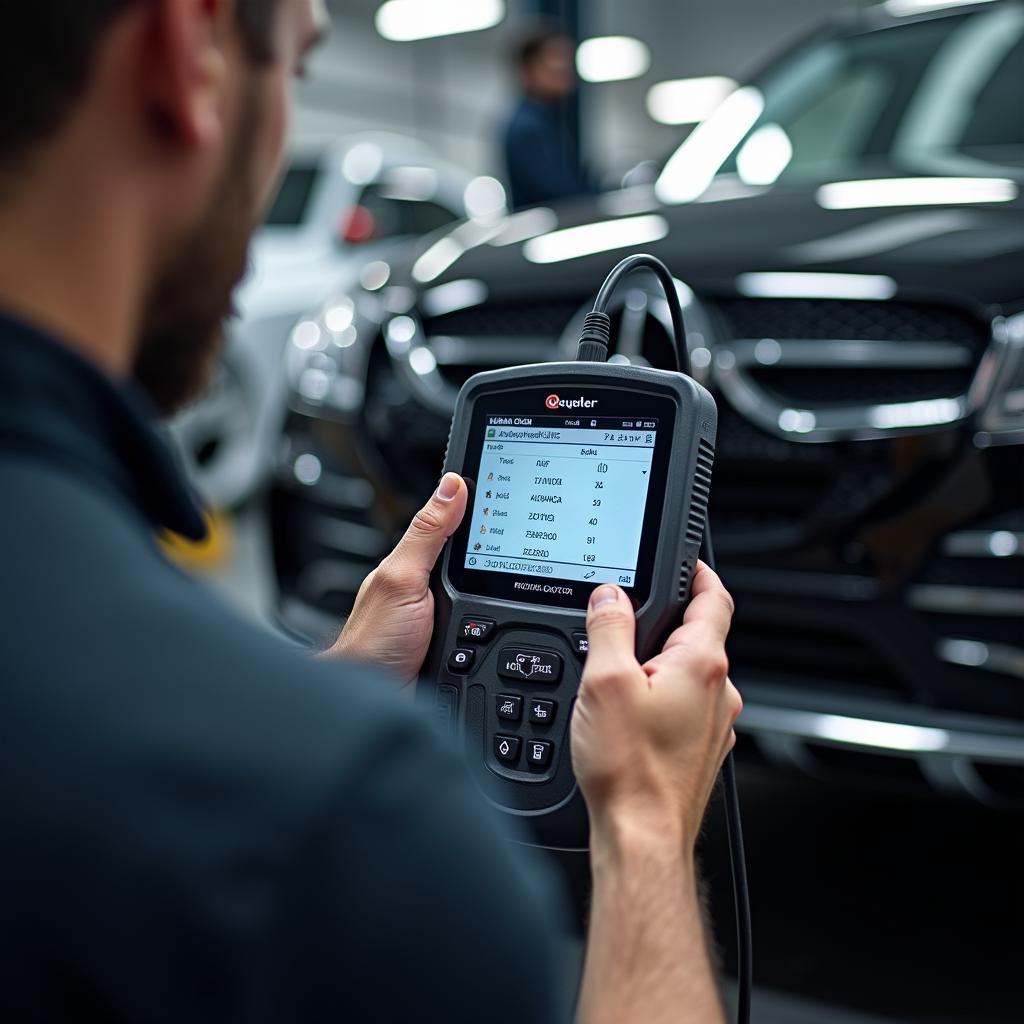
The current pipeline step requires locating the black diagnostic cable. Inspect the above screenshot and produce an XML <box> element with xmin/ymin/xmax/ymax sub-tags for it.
<box><xmin>575</xmin><ymin>253</ymin><xmax>753</xmax><ymax>1024</ymax></box>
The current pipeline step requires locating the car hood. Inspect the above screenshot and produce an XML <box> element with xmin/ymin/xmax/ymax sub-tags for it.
<box><xmin>401</xmin><ymin>174</ymin><xmax>1024</xmax><ymax>314</ymax></box>
<box><xmin>233</xmin><ymin>230</ymin><xmax>342</xmax><ymax>322</ymax></box>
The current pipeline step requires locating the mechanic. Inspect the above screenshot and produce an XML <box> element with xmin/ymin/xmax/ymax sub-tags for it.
<box><xmin>503</xmin><ymin>24</ymin><xmax>599</xmax><ymax>210</ymax></box>
<box><xmin>0</xmin><ymin>2</ymin><xmax>741</xmax><ymax>1022</ymax></box>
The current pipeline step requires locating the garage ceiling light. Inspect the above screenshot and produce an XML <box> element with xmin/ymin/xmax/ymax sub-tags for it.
<box><xmin>375</xmin><ymin>0</ymin><xmax>505</xmax><ymax>42</ymax></box>
<box><xmin>523</xmin><ymin>214</ymin><xmax>668</xmax><ymax>264</ymax></box>
<box><xmin>646</xmin><ymin>76</ymin><xmax>736</xmax><ymax>125</ymax></box>
<box><xmin>576</xmin><ymin>36</ymin><xmax>651</xmax><ymax>83</ymax></box>
<box><xmin>817</xmin><ymin>176</ymin><xmax>1018</xmax><ymax>210</ymax></box>
<box><xmin>655</xmin><ymin>86</ymin><xmax>764</xmax><ymax>204</ymax></box>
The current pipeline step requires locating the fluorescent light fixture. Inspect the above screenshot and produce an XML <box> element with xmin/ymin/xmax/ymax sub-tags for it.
<box><xmin>375</xmin><ymin>0</ymin><xmax>505</xmax><ymax>42</ymax></box>
<box><xmin>490</xmin><ymin>207</ymin><xmax>558</xmax><ymax>246</ymax></box>
<box><xmin>655</xmin><ymin>86</ymin><xmax>765</xmax><ymax>204</ymax></box>
<box><xmin>736</xmin><ymin>123</ymin><xmax>793</xmax><ymax>186</ymax></box>
<box><xmin>812</xmin><ymin>713</ymin><xmax>949</xmax><ymax>753</ymax></box>
<box><xmin>817</xmin><ymin>176</ymin><xmax>1018</xmax><ymax>210</ymax></box>
<box><xmin>421</xmin><ymin>279</ymin><xmax>488</xmax><ymax>317</ymax></box>
<box><xmin>885</xmin><ymin>0</ymin><xmax>998</xmax><ymax>15</ymax></box>
<box><xmin>576</xmin><ymin>36</ymin><xmax>650</xmax><ymax>83</ymax></box>
<box><xmin>523</xmin><ymin>214</ymin><xmax>668</xmax><ymax>265</ymax></box>
<box><xmin>736</xmin><ymin>271</ymin><xmax>898</xmax><ymax>300</ymax></box>
<box><xmin>646</xmin><ymin>76</ymin><xmax>736</xmax><ymax>125</ymax></box>
<box><xmin>464</xmin><ymin>176</ymin><xmax>507</xmax><ymax>221</ymax></box>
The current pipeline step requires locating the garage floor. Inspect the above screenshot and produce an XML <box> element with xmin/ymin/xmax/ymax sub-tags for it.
<box><xmin>209</xmin><ymin>507</ymin><xmax>1023</xmax><ymax>1024</ymax></box>
<box><xmin>703</xmin><ymin>769</ymin><xmax>1022</xmax><ymax>1023</ymax></box>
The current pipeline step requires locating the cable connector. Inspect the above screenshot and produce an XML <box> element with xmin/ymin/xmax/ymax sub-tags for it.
<box><xmin>575</xmin><ymin>310</ymin><xmax>612</xmax><ymax>362</ymax></box>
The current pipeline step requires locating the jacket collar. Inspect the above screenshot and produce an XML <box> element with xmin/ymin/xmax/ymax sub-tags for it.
<box><xmin>0</xmin><ymin>310</ymin><xmax>206</xmax><ymax>540</ymax></box>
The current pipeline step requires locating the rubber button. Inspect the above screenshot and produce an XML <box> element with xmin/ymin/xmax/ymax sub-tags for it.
<box><xmin>526</xmin><ymin>739</ymin><xmax>552</xmax><ymax>767</ymax></box>
<box><xmin>494</xmin><ymin>734</ymin><xmax>521</xmax><ymax>764</ymax></box>
<box><xmin>528</xmin><ymin>699</ymin><xmax>556</xmax><ymax>725</ymax></box>
<box><xmin>459</xmin><ymin>617</ymin><xmax>496</xmax><ymax>642</ymax></box>
<box><xmin>447</xmin><ymin>648</ymin><xmax>475</xmax><ymax>673</ymax></box>
<box><xmin>496</xmin><ymin>694</ymin><xmax>523</xmax><ymax>721</ymax></box>
<box><xmin>497</xmin><ymin>647</ymin><xmax>562</xmax><ymax>683</ymax></box>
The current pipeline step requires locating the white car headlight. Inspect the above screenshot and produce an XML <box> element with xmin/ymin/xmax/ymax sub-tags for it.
<box><xmin>285</xmin><ymin>295</ymin><xmax>366</xmax><ymax>417</ymax></box>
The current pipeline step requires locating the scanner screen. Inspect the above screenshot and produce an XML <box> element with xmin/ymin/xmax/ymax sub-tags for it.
<box><xmin>463</xmin><ymin>415</ymin><xmax>657</xmax><ymax>588</ymax></box>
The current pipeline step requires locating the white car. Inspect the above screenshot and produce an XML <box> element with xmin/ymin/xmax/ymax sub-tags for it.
<box><xmin>168</xmin><ymin>133</ymin><xmax>504</xmax><ymax>509</ymax></box>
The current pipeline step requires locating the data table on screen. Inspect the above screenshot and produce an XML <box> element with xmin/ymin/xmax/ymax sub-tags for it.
<box><xmin>465</xmin><ymin>421</ymin><xmax>656</xmax><ymax>586</ymax></box>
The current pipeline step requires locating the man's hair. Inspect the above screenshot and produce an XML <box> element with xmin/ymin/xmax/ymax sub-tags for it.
<box><xmin>514</xmin><ymin>23</ymin><xmax>568</xmax><ymax>71</ymax></box>
<box><xmin>0</xmin><ymin>1</ymin><xmax>279</xmax><ymax>174</ymax></box>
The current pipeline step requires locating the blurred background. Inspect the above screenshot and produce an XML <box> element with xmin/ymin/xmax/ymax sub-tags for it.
<box><xmin>164</xmin><ymin>1</ymin><xmax>1024</xmax><ymax>1021</ymax></box>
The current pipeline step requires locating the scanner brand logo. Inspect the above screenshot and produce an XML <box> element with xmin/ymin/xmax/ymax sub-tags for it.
<box><xmin>545</xmin><ymin>393</ymin><xmax>597</xmax><ymax>410</ymax></box>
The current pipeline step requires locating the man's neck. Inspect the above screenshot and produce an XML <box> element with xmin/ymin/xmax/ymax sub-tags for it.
<box><xmin>0</xmin><ymin>164</ymin><xmax>146</xmax><ymax>381</ymax></box>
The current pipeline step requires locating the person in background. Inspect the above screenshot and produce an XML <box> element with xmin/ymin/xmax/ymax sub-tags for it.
<box><xmin>504</xmin><ymin>25</ymin><xmax>598</xmax><ymax>209</ymax></box>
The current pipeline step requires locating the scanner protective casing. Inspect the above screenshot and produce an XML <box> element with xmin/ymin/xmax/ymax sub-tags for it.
<box><xmin>421</xmin><ymin>361</ymin><xmax>717</xmax><ymax>849</ymax></box>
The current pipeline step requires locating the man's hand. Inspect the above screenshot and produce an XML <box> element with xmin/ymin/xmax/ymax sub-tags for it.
<box><xmin>572</xmin><ymin>561</ymin><xmax>741</xmax><ymax>848</ymax></box>
<box><xmin>324</xmin><ymin>473</ymin><xmax>468</xmax><ymax>686</ymax></box>
<box><xmin>573</xmin><ymin>562</ymin><xmax>741</xmax><ymax>1024</ymax></box>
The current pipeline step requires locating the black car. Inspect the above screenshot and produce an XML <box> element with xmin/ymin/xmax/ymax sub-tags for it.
<box><xmin>271</xmin><ymin>0</ymin><xmax>1024</xmax><ymax>807</ymax></box>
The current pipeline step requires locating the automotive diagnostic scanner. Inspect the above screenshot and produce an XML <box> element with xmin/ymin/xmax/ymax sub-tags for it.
<box><xmin>422</xmin><ymin>361</ymin><xmax>716</xmax><ymax>844</ymax></box>
<box><xmin>421</xmin><ymin>255</ymin><xmax>752</xmax><ymax>1024</ymax></box>
<box><xmin>420</xmin><ymin>253</ymin><xmax>719</xmax><ymax>846</ymax></box>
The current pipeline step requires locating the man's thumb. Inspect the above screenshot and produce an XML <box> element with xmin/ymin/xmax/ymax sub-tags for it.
<box><xmin>391</xmin><ymin>473</ymin><xmax>468</xmax><ymax>573</ymax></box>
<box><xmin>585</xmin><ymin>585</ymin><xmax>637</xmax><ymax>670</ymax></box>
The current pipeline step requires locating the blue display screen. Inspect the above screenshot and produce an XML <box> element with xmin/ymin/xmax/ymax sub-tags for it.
<box><xmin>463</xmin><ymin>416</ymin><xmax>657</xmax><ymax>588</ymax></box>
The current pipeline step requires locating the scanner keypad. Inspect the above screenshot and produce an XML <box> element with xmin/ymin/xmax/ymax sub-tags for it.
<box><xmin>443</xmin><ymin>617</ymin><xmax>579</xmax><ymax>785</ymax></box>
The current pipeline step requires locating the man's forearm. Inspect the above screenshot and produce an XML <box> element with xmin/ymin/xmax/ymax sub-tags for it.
<box><xmin>578</xmin><ymin>818</ymin><xmax>725</xmax><ymax>1024</ymax></box>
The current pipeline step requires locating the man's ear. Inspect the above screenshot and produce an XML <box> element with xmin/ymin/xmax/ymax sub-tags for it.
<box><xmin>146</xmin><ymin>0</ymin><xmax>234</xmax><ymax>148</ymax></box>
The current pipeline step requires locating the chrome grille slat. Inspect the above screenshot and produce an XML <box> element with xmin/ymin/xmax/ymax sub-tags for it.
<box><xmin>727</xmin><ymin>338</ymin><xmax>973</xmax><ymax>368</ymax></box>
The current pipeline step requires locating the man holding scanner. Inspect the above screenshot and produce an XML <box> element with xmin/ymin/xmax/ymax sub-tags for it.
<box><xmin>0</xmin><ymin>2</ymin><xmax>742</xmax><ymax>1022</ymax></box>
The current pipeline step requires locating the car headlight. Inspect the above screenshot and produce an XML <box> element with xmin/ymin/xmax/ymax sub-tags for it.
<box><xmin>285</xmin><ymin>294</ymin><xmax>367</xmax><ymax>419</ymax></box>
<box><xmin>974</xmin><ymin>310</ymin><xmax>1024</xmax><ymax>447</ymax></box>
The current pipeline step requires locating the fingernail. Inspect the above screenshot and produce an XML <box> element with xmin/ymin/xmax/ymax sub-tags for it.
<box><xmin>436</xmin><ymin>473</ymin><xmax>459</xmax><ymax>501</ymax></box>
<box><xmin>590</xmin><ymin>585</ymin><xmax>618</xmax><ymax>608</ymax></box>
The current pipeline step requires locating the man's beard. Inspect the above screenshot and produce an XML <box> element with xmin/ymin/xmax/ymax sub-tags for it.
<box><xmin>133</xmin><ymin>88</ymin><xmax>261</xmax><ymax>416</ymax></box>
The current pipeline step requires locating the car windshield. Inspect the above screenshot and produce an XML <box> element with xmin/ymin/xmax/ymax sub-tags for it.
<box><xmin>264</xmin><ymin>164</ymin><xmax>320</xmax><ymax>226</ymax></box>
<box><xmin>658</xmin><ymin>4</ymin><xmax>1024</xmax><ymax>199</ymax></box>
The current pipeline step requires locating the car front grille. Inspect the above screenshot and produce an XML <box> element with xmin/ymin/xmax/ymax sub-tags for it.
<box><xmin>272</xmin><ymin>290</ymin><xmax>1021</xmax><ymax>742</ymax></box>
<box><xmin>712</xmin><ymin>297</ymin><xmax>990</xmax><ymax>348</ymax></box>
